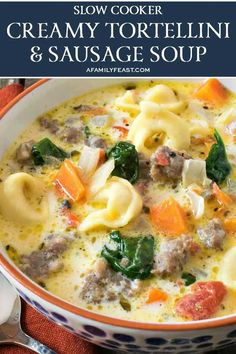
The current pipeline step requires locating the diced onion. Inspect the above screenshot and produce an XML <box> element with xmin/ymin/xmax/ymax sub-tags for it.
<box><xmin>90</xmin><ymin>115</ymin><xmax>111</xmax><ymax>127</ymax></box>
<box><xmin>78</xmin><ymin>146</ymin><xmax>100</xmax><ymax>180</ymax></box>
<box><xmin>186</xmin><ymin>188</ymin><xmax>204</xmax><ymax>219</ymax></box>
<box><xmin>216</xmin><ymin>108</ymin><xmax>236</xmax><ymax>127</ymax></box>
<box><xmin>109</xmin><ymin>108</ymin><xmax>130</xmax><ymax>120</ymax></box>
<box><xmin>182</xmin><ymin>159</ymin><xmax>211</xmax><ymax>188</ymax></box>
<box><xmin>187</xmin><ymin>100</ymin><xmax>213</xmax><ymax>121</ymax></box>
<box><xmin>226</xmin><ymin>145</ymin><xmax>236</xmax><ymax>165</ymax></box>
<box><xmin>88</xmin><ymin>158</ymin><xmax>115</xmax><ymax>197</ymax></box>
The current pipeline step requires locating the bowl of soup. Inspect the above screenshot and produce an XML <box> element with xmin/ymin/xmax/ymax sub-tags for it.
<box><xmin>1</xmin><ymin>78</ymin><xmax>236</xmax><ymax>352</ymax></box>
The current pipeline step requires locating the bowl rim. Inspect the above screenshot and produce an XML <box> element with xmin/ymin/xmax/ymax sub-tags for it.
<box><xmin>0</xmin><ymin>78</ymin><xmax>236</xmax><ymax>332</ymax></box>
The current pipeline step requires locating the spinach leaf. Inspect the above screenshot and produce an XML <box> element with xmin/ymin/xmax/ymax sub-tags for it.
<box><xmin>101</xmin><ymin>231</ymin><xmax>154</xmax><ymax>280</ymax></box>
<box><xmin>84</xmin><ymin>126</ymin><xmax>91</xmax><ymax>138</ymax></box>
<box><xmin>32</xmin><ymin>138</ymin><xmax>67</xmax><ymax>166</ymax></box>
<box><xmin>119</xmin><ymin>295</ymin><xmax>131</xmax><ymax>311</ymax></box>
<box><xmin>206</xmin><ymin>130</ymin><xmax>231</xmax><ymax>184</ymax></box>
<box><xmin>181</xmin><ymin>272</ymin><xmax>196</xmax><ymax>286</ymax></box>
<box><xmin>106</xmin><ymin>141</ymin><xmax>139</xmax><ymax>184</ymax></box>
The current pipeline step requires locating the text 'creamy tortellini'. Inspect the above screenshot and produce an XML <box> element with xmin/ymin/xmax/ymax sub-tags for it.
<box><xmin>128</xmin><ymin>101</ymin><xmax>190</xmax><ymax>156</ymax></box>
<box><xmin>0</xmin><ymin>172</ymin><xmax>48</xmax><ymax>224</ymax></box>
<box><xmin>79</xmin><ymin>176</ymin><xmax>143</xmax><ymax>231</ymax></box>
<box><xmin>218</xmin><ymin>247</ymin><xmax>236</xmax><ymax>290</ymax></box>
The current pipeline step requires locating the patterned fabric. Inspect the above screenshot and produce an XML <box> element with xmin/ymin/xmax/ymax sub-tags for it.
<box><xmin>0</xmin><ymin>301</ymin><xmax>98</xmax><ymax>354</ymax></box>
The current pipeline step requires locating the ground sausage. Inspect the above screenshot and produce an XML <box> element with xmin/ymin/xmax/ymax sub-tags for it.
<box><xmin>15</xmin><ymin>140</ymin><xmax>35</xmax><ymax>164</ymax></box>
<box><xmin>152</xmin><ymin>235</ymin><xmax>199</xmax><ymax>276</ymax></box>
<box><xmin>74</xmin><ymin>104</ymin><xmax>97</xmax><ymax>112</ymax></box>
<box><xmin>80</xmin><ymin>259</ymin><xmax>140</xmax><ymax>304</ymax></box>
<box><xmin>197</xmin><ymin>218</ymin><xmax>226</xmax><ymax>250</ymax></box>
<box><xmin>64</xmin><ymin>116</ymin><xmax>83</xmax><ymax>129</ymax></box>
<box><xmin>138</xmin><ymin>153</ymin><xmax>150</xmax><ymax>180</ymax></box>
<box><xmin>74</xmin><ymin>105</ymin><xmax>106</xmax><ymax>116</ymax></box>
<box><xmin>60</xmin><ymin>127</ymin><xmax>82</xmax><ymax>144</ymax></box>
<box><xmin>39</xmin><ymin>117</ymin><xmax>60</xmax><ymax>134</ymax></box>
<box><xmin>150</xmin><ymin>146</ymin><xmax>190</xmax><ymax>182</ymax></box>
<box><xmin>20</xmin><ymin>232</ymin><xmax>75</xmax><ymax>281</ymax></box>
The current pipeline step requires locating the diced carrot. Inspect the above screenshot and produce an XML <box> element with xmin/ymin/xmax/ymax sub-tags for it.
<box><xmin>98</xmin><ymin>148</ymin><xmax>106</xmax><ymax>166</ymax></box>
<box><xmin>113</xmin><ymin>126</ymin><xmax>129</xmax><ymax>139</ymax></box>
<box><xmin>60</xmin><ymin>206</ymin><xmax>79</xmax><ymax>227</ymax></box>
<box><xmin>194</xmin><ymin>79</ymin><xmax>229</xmax><ymax>107</ymax></box>
<box><xmin>146</xmin><ymin>288</ymin><xmax>168</xmax><ymax>304</ymax></box>
<box><xmin>67</xmin><ymin>211</ymin><xmax>79</xmax><ymax>227</ymax></box>
<box><xmin>150</xmin><ymin>197</ymin><xmax>188</xmax><ymax>236</ymax></box>
<box><xmin>54</xmin><ymin>159</ymin><xmax>86</xmax><ymax>203</ymax></box>
<box><xmin>212</xmin><ymin>182</ymin><xmax>233</xmax><ymax>206</ymax></box>
<box><xmin>224</xmin><ymin>218</ymin><xmax>236</xmax><ymax>232</ymax></box>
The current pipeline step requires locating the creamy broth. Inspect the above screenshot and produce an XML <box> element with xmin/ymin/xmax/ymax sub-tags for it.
<box><xmin>1</xmin><ymin>79</ymin><xmax>236</xmax><ymax>322</ymax></box>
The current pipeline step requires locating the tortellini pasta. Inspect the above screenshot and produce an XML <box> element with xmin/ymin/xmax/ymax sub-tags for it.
<box><xmin>190</xmin><ymin>118</ymin><xmax>211</xmax><ymax>136</ymax></box>
<box><xmin>0</xmin><ymin>173</ymin><xmax>49</xmax><ymax>224</ymax></box>
<box><xmin>144</xmin><ymin>84</ymin><xmax>185</xmax><ymax>113</ymax></box>
<box><xmin>128</xmin><ymin>101</ymin><xmax>190</xmax><ymax>156</ymax></box>
<box><xmin>115</xmin><ymin>84</ymin><xmax>185</xmax><ymax>117</ymax></box>
<box><xmin>79</xmin><ymin>176</ymin><xmax>143</xmax><ymax>231</ymax></box>
<box><xmin>115</xmin><ymin>90</ymin><xmax>140</xmax><ymax>115</ymax></box>
<box><xmin>218</xmin><ymin>247</ymin><xmax>236</xmax><ymax>290</ymax></box>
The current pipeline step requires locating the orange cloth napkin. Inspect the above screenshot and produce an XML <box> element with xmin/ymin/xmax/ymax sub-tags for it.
<box><xmin>0</xmin><ymin>83</ymin><xmax>99</xmax><ymax>354</ymax></box>
<box><xmin>0</xmin><ymin>83</ymin><xmax>24</xmax><ymax>110</ymax></box>
<box><xmin>0</xmin><ymin>301</ymin><xmax>99</xmax><ymax>354</ymax></box>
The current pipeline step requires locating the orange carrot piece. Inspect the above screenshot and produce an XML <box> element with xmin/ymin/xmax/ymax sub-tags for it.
<box><xmin>66</xmin><ymin>211</ymin><xmax>79</xmax><ymax>227</ymax></box>
<box><xmin>212</xmin><ymin>182</ymin><xmax>233</xmax><ymax>206</ymax></box>
<box><xmin>61</xmin><ymin>206</ymin><xmax>79</xmax><ymax>228</ymax></box>
<box><xmin>150</xmin><ymin>197</ymin><xmax>187</xmax><ymax>236</ymax></box>
<box><xmin>195</xmin><ymin>78</ymin><xmax>229</xmax><ymax>107</ymax></box>
<box><xmin>224</xmin><ymin>218</ymin><xmax>236</xmax><ymax>232</ymax></box>
<box><xmin>54</xmin><ymin>159</ymin><xmax>86</xmax><ymax>203</ymax></box>
<box><xmin>146</xmin><ymin>288</ymin><xmax>168</xmax><ymax>304</ymax></box>
<box><xmin>98</xmin><ymin>148</ymin><xmax>106</xmax><ymax>166</ymax></box>
<box><xmin>113</xmin><ymin>125</ymin><xmax>129</xmax><ymax>139</ymax></box>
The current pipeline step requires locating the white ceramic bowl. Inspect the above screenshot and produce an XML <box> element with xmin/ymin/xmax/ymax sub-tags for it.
<box><xmin>0</xmin><ymin>78</ymin><xmax>236</xmax><ymax>353</ymax></box>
